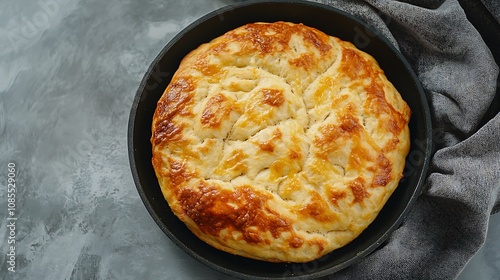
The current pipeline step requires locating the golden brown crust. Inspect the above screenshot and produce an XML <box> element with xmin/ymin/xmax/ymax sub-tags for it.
<box><xmin>151</xmin><ymin>22</ymin><xmax>411</xmax><ymax>263</ymax></box>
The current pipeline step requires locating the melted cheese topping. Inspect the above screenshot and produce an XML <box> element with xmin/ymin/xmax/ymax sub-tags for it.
<box><xmin>151</xmin><ymin>22</ymin><xmax>411</xmax><ymax>263</ymax></box>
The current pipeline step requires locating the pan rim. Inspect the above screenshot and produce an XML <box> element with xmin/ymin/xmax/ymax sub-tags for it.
<box><xmin>128</xmin><ymin>0</ymin><xmax>433</xmax><ymax>279</ymax></box>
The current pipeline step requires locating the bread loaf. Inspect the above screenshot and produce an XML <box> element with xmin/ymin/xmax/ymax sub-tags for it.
<box><xmin>151</xmin><ymin>22</ymin><xmax>411</xmax><ymax>263</ymax></box>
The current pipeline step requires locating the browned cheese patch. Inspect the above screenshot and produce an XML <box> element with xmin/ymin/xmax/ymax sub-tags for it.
<box><xmin>201</xmin><ymin>93</ymin><xmax>236</xmax><ymax>128</ymax></box>
<box><xmin>152</xmin><ymin>76</ymin><xmax>195</xmax><ymax>145</ymax></box>
<box><xmin>178</xmin><ymin>183</ymin><xmax>302</xmax><ymax>247</ymax></box>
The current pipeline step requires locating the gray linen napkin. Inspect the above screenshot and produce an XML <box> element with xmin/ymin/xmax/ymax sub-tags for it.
<box><xmin>307</xmin><ymin>0</ymin><xmax>500</xmax><ymax>279</ymax></box>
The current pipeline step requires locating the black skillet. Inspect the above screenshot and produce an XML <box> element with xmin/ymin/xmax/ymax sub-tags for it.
<box><xmin>128</xmin><ymin>0</ymin><xmax>433</xmax><ymax>279</ymax></box>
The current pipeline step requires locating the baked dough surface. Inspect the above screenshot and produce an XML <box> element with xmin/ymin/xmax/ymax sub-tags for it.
<box><xmin>151</xmin><ymin>22</ymin><xmax>411</xmax><ymax>263</ymax></box>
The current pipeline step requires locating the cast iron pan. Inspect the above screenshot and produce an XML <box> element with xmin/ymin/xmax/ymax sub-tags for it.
<box><xmin>128</xmin><ymin>0</ymin><xmax>433</xmax><ymax>279</ymax></box>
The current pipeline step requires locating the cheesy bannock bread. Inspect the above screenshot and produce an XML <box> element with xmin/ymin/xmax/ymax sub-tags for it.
<box><xmin>151</xmin><ymin>22</ymin><xmax>411</xmax><ymax>263</ymax></box>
